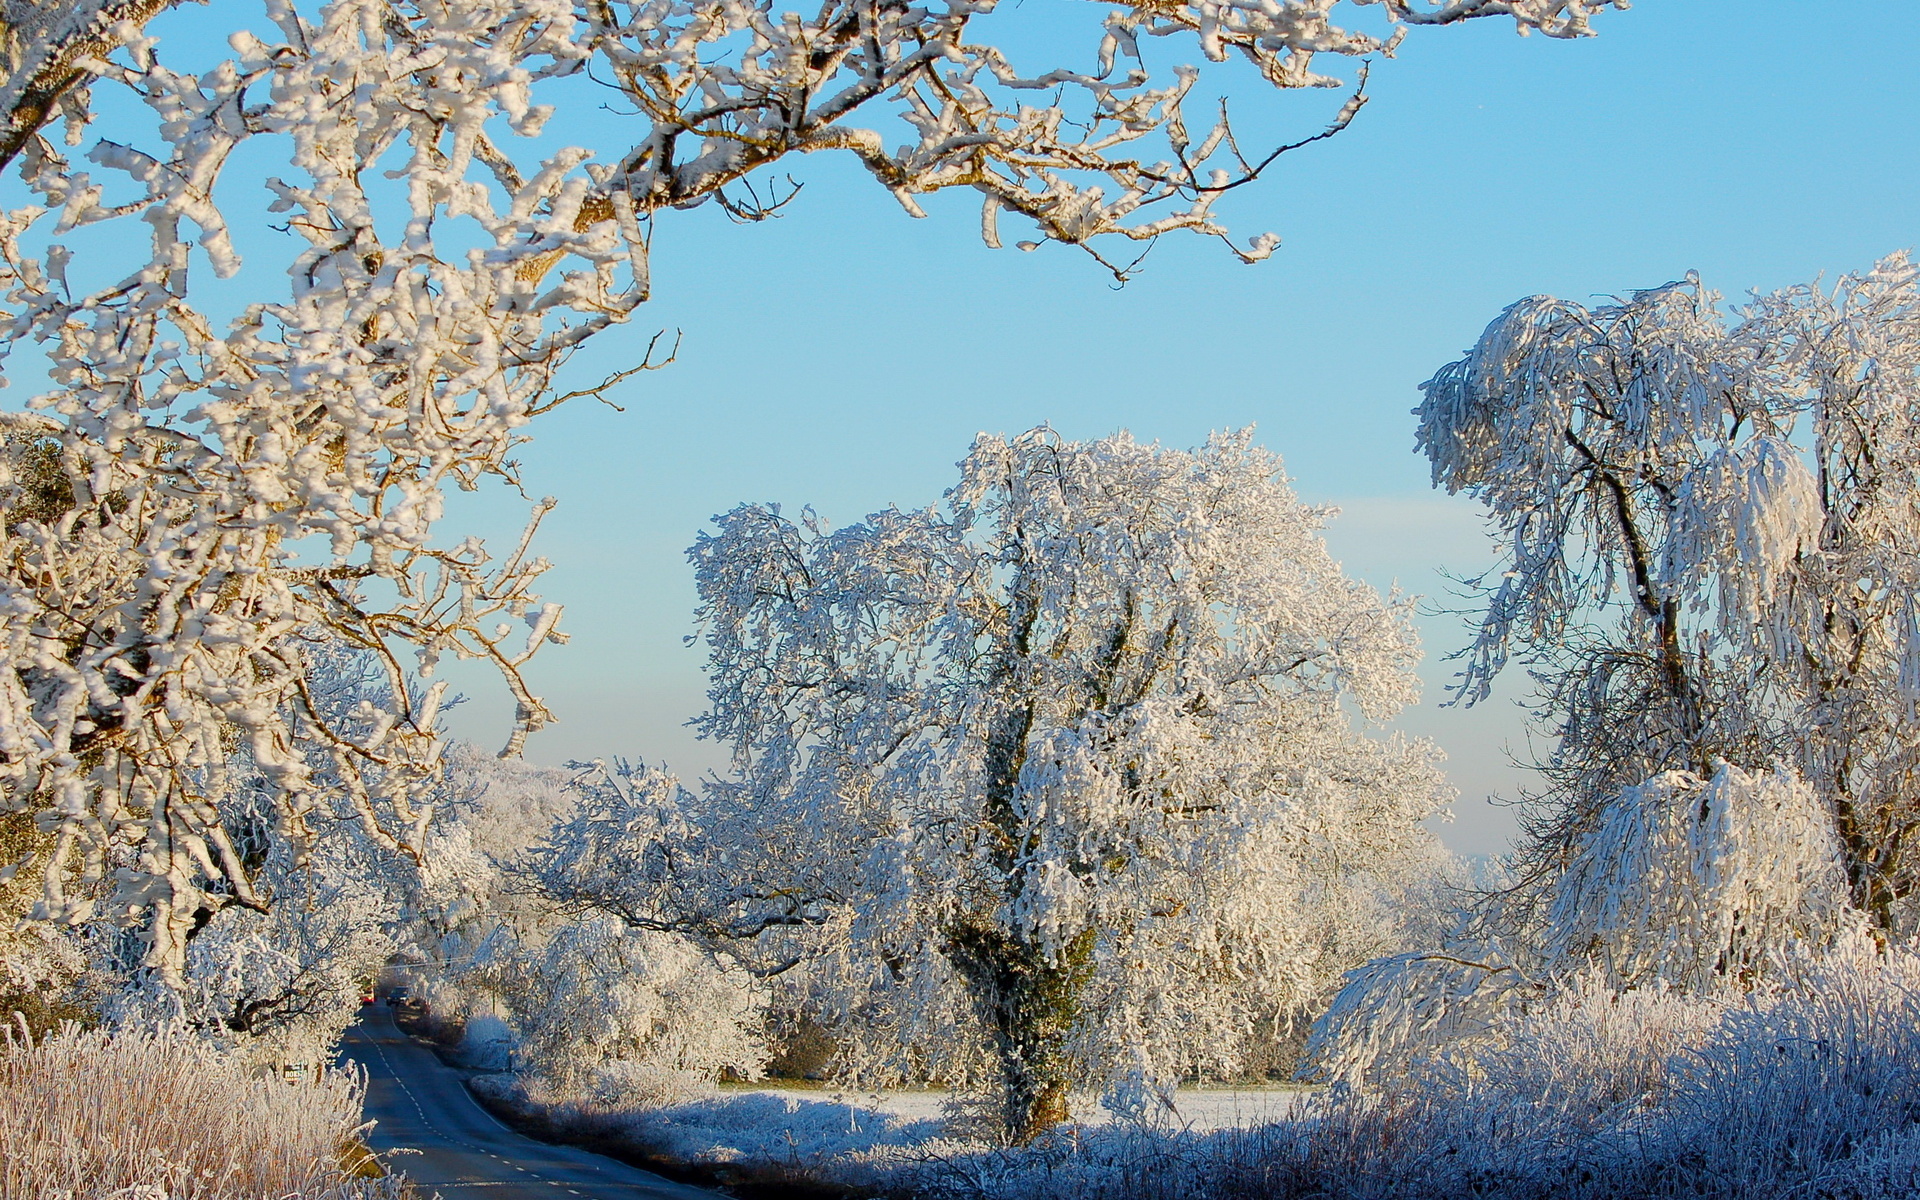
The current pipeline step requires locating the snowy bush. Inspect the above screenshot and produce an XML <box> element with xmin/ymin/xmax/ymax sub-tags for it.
<box><xmin>500</xmin><ymin>914</ymin><xmax>767</xmax><ymax>1099</ymax></box>
<box><xmin>1288</xmin><ymin>945</ymin><xmax>1920</xmax><ymax>1200</ymax></box>
<box><xmin>0</xmin><ymin>1019</ymin><xmax>405</xmax><ymax>1200</ymax></box>
<box><xmin>459</xmin><ymin>1011</ymin><xmax>518</xmax><ymax>1071</ymax></box>
<box><xmin>1648</xmin><ymin>943</ymin><xmax>1920</xmax><ymax>1198</ymax></box>
<box><xmin>1178</xmin><ymin>946</ymin><xmax>1920</xmax><ymax>1200</ymax></box>
<box><xmin>1307</xmin><ymin>761</ymin><xmax>1860</xmax><ymax>1086</ymax></box>
<box><xmin>1543</xmin><ymin>763</ymin><xmax>1860</xmax><ymax>989</ymax></box>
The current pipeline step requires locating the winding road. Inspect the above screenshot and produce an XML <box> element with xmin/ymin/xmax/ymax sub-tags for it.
<box><xmin>339</xmin><ymin>1007</ymin><xmax>720</xmax><ymax>1200</ymax></box>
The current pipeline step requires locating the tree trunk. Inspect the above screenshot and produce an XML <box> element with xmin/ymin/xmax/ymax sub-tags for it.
<box><xmin>946</xmin><ymin>922</ymin><xmax>1097</xmax><ymax>1145</ymax></box>
<box><xmin>0</xmin><ymin>0</ymin><xmax>177</xmax><ymax>171</ymax></box>
<box><xmin>947</xmin><ymin>543</ymin><xmax>1100</xmax><ymax>1144</ymax></box>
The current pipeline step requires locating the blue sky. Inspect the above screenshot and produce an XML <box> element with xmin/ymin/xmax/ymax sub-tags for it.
<box><xmin>123</xmin><ymin>2</ymin><xmax>1920</xmax><ymax>853</ymax></box>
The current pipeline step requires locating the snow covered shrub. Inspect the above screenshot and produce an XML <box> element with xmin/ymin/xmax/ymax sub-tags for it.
<box><xmin>459</xmin><ymin>1011</ymin><xmax>517</xmax><ymax>1071</ymax></box>
<box><xmin>502</xmin><ymin>913</ymin><xmax>767</xmax><ymax>1103</ymax></box>
<box><xmin>0</xmin><ymin>1019</ymin><xmax>403</xmax><ymax>1200</ymax></box>
<box><xmin>1309</xmin><ymin>762</ymin><xmax>1855</xmax><ymax>1084</ymax></box>
<box><xmin>1276</xmin><ymin>977</ymin><xmax>1717</xmax><ymax>1200</ymax></box>
<box><xmin>1300</xmin><ymin>943</ymin><xmax>1539</xmax><ymax>1087</ymax></box>
<box><xmin>1650</xmin><ymin>941</ymin><xmax>1920</xmax><ymax>1198</ymax></box>
<box><xmin>1295</xmin><ymin>944</ymin><xmax>1920</xmax><ymax>1200</ymax></box>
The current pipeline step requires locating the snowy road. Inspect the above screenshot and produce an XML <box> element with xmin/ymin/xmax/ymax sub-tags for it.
<box><xmin>339</xmin><ymin>1007</ymin><xmax>719</xmax><ymax>1200</ymax></box>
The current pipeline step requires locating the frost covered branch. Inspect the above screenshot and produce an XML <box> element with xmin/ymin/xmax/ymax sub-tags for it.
<box><xmin>0</xmin><ymin>1</ymin><xmax>179</xmax><ymax>169</ymax></box>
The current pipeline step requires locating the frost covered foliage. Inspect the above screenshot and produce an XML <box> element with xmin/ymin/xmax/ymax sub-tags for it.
<box><xmin>0</xmin><ymin>1019</ymin><xmax>403</xmax><ymax>1200</ymax></box>
<box><xmin>397</xmin><ymin>746</ymin><xmax>579</xmax><ymax>1021</ymax></box>
<box><xmin>1306</xmin><ymin>762</ymin><xmax>1861</xmax><ymax>1083</ymax></box>
<box><xmin>1416</xmin><ymin>253</ymin><xmax>1920</xmax><ymax>933</ymax></box>
<box><xmin>1540</xmin><ymin>763</ymin><xmax>1858</xmax><ymax>988</ymax></box>
<box><xmin>534</xmin><ymin>427</ymin><xmax>1450</xmax><ymax>1141</ymax></box>
<box><xmin>0</xmin><ymin>0</ymin><xmax>1618</xmax><ymax>982</ymax></box>
<box><xmin>95</xmin><ymin>837</ymin><xmax>397</xmax><ymax>1068</ymax></box>
<box><xmin>381</xmin><ymin>749</ymin><xmax>767</xmax><ymax>1095</ymax></box>
<box><xmin>79</xmin><ymin>648</ymin><xmax>434</xmax><ymax>1065</ymax></box>
<box><xmin>161</xmin><ymin>842</ymin><xmax>394</xmax><ymax>1068</ymax></box>
<box><xmin>902</xmin><ymin>946</ymin><xmax>1920</xmax><ymax>1200</ymax></box>
<box><xmin>1293</xmin><ymin>947</ymin><xmax>1920</xmax><ymax>1200</ymax></box>
<box><xmin>0</xmin><ymin>812</ymin><xmax>91</xmax><ymax>1032</ymax></box>
<box><xmin>496</xmin><ymin>913</ymin><xmax>767</xmax><ymax>1104</ymax></box>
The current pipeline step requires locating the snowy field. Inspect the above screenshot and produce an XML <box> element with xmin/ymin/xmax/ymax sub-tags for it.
<box><xmin>726</xmin><ymin>1085</ymin><xmax>1310</xmax><ymax>1133</ymax></box>
<box><xmin>595</xmin><ymin>1082</ymin><xmax>1313</xmax><ymax>1177</ymax></box>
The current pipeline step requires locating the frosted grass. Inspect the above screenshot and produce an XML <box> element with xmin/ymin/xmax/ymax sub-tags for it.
<box><xmin>0</xmin><ymin>1020</ymin><xmax>405</xmax><ymax>1200</ymax></box>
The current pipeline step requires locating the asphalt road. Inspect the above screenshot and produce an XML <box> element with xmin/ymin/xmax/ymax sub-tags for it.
<box><xmin>339</xmin><ymin>1006</ymin><xmax>721</xmax><ymax>1200</ymax></box>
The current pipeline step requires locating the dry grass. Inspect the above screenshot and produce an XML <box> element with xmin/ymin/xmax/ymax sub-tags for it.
<box><xmin>0</xmin><ymin>1017</ymin><xmax>407</xmax><ymax>1200</ymax></box>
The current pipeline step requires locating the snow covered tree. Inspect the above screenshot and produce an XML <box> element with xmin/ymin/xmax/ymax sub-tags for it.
<box><xmin>0</xmin><ymin>0</ymin><xmax>588</xmax><ymax>981</ymax></box>
<box><xmin>1416</xmin><ymin>277</ymin><xmax>1791</xmax><ymax>827</ymax></box>
<box><xmin>94</xmin><ymin>644</ymin><xmax>436</xmax><ymax>1063</ymax></box>
<box><xmin>0</xmin><ymin>0</ymin><xmax>1618</xmax><ymax>986</ymax></box>
<box><xmin>386</xmin><ymin>745</ymin><xmax>594</xmax><ymax>1048</ymax></box>
<box><xmin>537</xmin><ymin>427</ymin><xmax>1449</xmax><ymax>1141</ymax></box>
<box><xmin>160</xmin><ymin>837</ymin><xmax>398</xmax><ymax>1069</ymax></box>
<box><xmin>1303</xmin><ymin>256</ymin><xmax>1920</xmax><ymax>1086</ymax></box>
<box><xmin>1414</xmin><ymin>255</ymin><xmax>1920</xmax><ymax>935</ymax></box>
<box><xmin>367</xmin><ymin>749</ymin><xmax>769</xmax><ymax>1092</ymax></box>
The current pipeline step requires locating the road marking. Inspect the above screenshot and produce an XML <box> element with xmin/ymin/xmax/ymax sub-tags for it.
<box><xmin>346</xmin><ymin>1011</ymin><xmax>575</xmax><ymax>1192</ymax></box>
